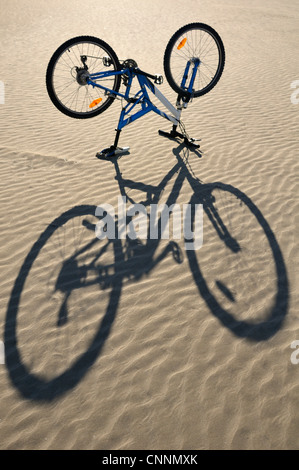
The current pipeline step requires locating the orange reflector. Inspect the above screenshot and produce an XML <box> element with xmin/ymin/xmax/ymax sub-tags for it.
<box><xmin>177</xmin><ymin>38</ymin><xmax>187</xmax><ymax>50</ymax></box>
<box><xmin>89</xmin><ymin>98</ymin><xmax>102</xmax><ymax>108</ymax></box>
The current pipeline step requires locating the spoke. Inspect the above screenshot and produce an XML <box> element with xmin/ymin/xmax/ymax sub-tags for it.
<box><xmin>68</xmin><ymin>48</ymin><xmax>80</xmax><ymax>69</ymax></box>
<box><xmin>198</xmin><ymin>68</ymin><xmax>212</xmax><ymax>88</ymax></box>
<box><xmin>196</xmin><ymin>34</ymin><xmax>211</xmax><ymax>56</ymax></box>
<box><xmin>53</xmin><ymin>79</ymin><xmax>77</xmax><ymax>92</ymax></box>
<box><xmin>89</xmin><ymin>44</ymin><xmax>99</xmax><ymax>71</ymax></box>
<box><xmin>61</xmin><ymin>50</ymin><xmax>76</xmax><ymax>70</ymax></box>
<box><xmin>200</xmin><ymin>61</ymin><xmax>217</xmax><ymax>76</ymax></box>
<box><xmin>184</xmin><ymin>32</ymin><xmax>194</xmax><ymax>57</ymax></box>
<box><xmin>172</xmin><ymin>47</ymin><xmax>192</xmax><ymax>62</ymax></box>
<box><xmin>55</xmin><ymin>60</ymin><xmax>74</xmax><ymax>72</ymax></box>
<box><xmin>67</xmin><ymin>87</ymin><xmax>80</xmax><ymax>111</ymax></box>
<box><xmin>200</xmin><ymin>40</ymin><xmax>218</xmax><ymax>60</ymax></box>
<box><xmin>80</xmin><ymin>87</ymin><xmax>87</xmax><ymax>113</ymax></box>
<box><xmin>58</xmin><ymin>86</ymin><xmax>80</xmax><ymax>103</ymax></box>
<box><xmin>66</xmin><ymin>88</ymin><xmax>82</xmax><ymax>109</ymax></box>
<box><xmin>197</xmin><ymin>31</ymin><xmax>211</xmax><ymax>57</ymax></box>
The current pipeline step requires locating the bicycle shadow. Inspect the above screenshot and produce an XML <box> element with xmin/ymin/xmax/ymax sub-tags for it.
<box><xmin>4</xmin><ymin>206</ymin><xmax>123</xmax><ymax>401</ymax></box>
<box><xmin>4</xmin><ymin>143</ymin><xmax>289</xmax><ymax>401</ymax></box>
<box><xmin>4</xmin><ymin>162</ymin><xmax>188</xmax><ymax>401</ymax></box>
<box><xmin>172</xmin><ymin>144</ymin><xmax>289</xmax><ymax>342</ymax></box>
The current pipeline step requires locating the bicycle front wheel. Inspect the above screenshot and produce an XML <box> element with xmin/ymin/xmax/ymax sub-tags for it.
<box><xmin>164</xmin><ymin>23</ymin><xmax>225</xmax><ymax>98</ymax></box>
<box><xmin>46</xmin><ymin>36</ymin><xmax>121</xmax><ymax>119</ymax></box>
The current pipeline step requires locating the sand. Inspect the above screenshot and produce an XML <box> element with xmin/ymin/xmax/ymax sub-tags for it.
<box><xmin>0</xmin><ymin>0</ymin><xmax>298</xmax><ymax>450</ymax></box>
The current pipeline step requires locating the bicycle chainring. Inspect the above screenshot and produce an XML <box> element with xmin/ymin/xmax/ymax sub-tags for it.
<box><xmin>123</xmin><ymin>59</ymin><xmax>138</xmax><ymax>69</ymax></box>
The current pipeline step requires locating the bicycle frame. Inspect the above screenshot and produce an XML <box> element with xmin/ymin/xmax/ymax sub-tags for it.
<box><xmin>88</xmin><ymin>67</ymin><xmax>180</xmax><ymax>126</ymax></box>
<box><xmin>86</xmin><ymin>62</ymin><xmax>200</xmax><ymax>156</ymax></box>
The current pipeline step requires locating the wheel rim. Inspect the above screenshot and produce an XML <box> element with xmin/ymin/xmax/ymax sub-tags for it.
<box><xmin>50</xmin><ymin>39</ymin><xmax>119</xmax><ymax>117</ymax></box>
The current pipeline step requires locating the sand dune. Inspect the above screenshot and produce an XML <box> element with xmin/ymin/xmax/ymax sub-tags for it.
<box><xmin>0</xmin><ymin>0</ymin><xmax>298</xmax><ymax>450</ymax></box>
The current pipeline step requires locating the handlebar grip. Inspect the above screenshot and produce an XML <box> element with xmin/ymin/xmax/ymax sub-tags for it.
<box><xmin>137</xmin><ymin>69</ymin><xmax>163</xmax><ymax>85</ymax></box>
<box><xmin>154</xmin><ymin>74</ymin><xmax>163</xmax><ymax>85</ymax></box>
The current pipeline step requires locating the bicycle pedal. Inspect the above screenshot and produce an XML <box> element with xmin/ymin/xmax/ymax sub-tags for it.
<box><xmin>96</xmin><ymin>146</ymin><xmax>130</xmax><ymax>159</ymax></box>
<box><xmin>158</xmin><ymin>129</ymin><xmax>181</xmax><ymax>140</ymax></box>
<box><xmin>114</xmin><ymin>146</ymin><xmax>130</xmax><ymax>156</ymax></box>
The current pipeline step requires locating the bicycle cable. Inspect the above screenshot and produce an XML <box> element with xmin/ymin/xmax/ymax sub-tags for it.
<box><xmin>178</xmin><ymin>120</ymin><xmax>190</xmax><ymax>141</ymax></box>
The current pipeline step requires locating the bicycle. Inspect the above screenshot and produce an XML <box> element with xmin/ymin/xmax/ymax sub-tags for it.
<box><xmin>46</xmin><ymin>23</ymin><xmax>225</xmax><ymax>157</ymax></box>
<box><xmin>5</xmin><ymin>142</ymin><xmax>288</xmax><ymax>400</ymax></box>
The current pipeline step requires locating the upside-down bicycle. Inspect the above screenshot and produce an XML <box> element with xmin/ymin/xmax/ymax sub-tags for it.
<box><xmin>46</xmin><ymin>23</ymin><xmax>225</xmax><ymax>157</ymax></box>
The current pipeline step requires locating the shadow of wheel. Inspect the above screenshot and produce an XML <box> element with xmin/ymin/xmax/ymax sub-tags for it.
<box><xmin>187</xmin><ymin>183</ymin><xmax>289</xmax><ymax>341</ymax></box>
<box><xmin>5</xmin><ymin>205</ymin><xmax>123</xmax><ymax>401</ymax></box>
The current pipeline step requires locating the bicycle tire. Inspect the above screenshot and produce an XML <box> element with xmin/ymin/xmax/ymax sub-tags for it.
<box><xmin>164</xmin><ymin>23</ymin><xmax>225</xmax><ymax>98</ymax></box>
<box><xmin>46</xmin><ymin>36</ymin><xmax>121</xmax><ymax>119</ymax></box>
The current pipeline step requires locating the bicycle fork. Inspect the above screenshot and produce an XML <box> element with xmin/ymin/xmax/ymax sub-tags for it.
<box><xmin>158</xmin><ymin>93</ymin><xmax>201</xmax><ymax>149</ymax></box>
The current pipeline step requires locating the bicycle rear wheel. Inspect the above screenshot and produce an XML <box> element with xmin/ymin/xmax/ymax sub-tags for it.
<box><xmin>164</xmin><ymin>23</ymin><xmax>225</xmax><ymax>98</ymax></box>
<box><xmin>46</xmin><ymin>36</ymin><xmax>121</xmax><ymax>119</ymax></box>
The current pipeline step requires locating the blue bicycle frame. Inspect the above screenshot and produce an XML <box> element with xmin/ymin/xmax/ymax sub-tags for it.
<box><xmin>86</xmin><ymin>60</ymin><xmax>200</xmax><ymax>157</ymax></box>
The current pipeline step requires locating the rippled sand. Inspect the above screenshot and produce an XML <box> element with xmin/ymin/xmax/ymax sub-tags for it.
<box><xmin>0</xmin><ymin>0</ymin><xmax>298</xmax><ymax>450</ymax></box>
